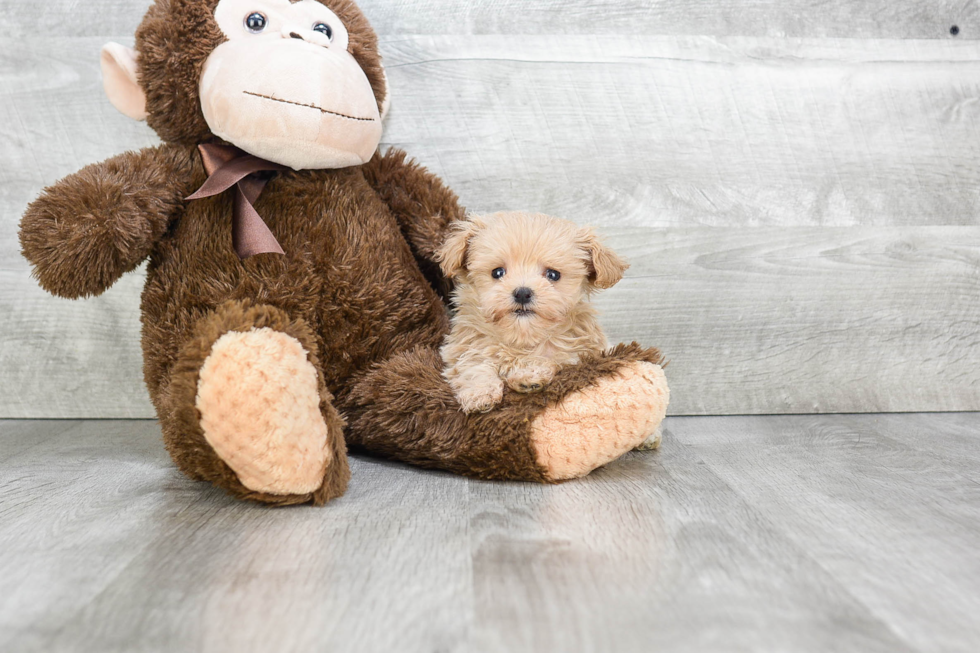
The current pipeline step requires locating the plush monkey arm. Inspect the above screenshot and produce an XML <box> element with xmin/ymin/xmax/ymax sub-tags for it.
<box><xmin>20</xmin><ymin>143</ymin><xmax>196</xmax><ymax>299</ymax></box>
<box><xmin>362</xmin><ymin>148</ymin><xmax>466</xmax><ymax>298</ymax></box>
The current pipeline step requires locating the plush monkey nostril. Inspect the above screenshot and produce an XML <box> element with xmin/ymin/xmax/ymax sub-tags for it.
<box><xmin>289</xmin><ymin>32</ymin><xmax>304</xmax><ymax>40</ymax></box>
<box><xmin>513</xmin><ymin>287</ymin><xmax>534</xmax><ymax>306</ymax></box>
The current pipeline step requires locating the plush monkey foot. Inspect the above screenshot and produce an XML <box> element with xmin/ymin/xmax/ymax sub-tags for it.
<box><xmin>530</xmin><ymin>361</ymin><xmax>669</xmax><ymax>481</ymax></box>
<box><xmin>196</xmin><ymin>328</ymin><xmax>331</xmax><ymax>495</ymax></box>
<box><xmin>165</xmin><ymin>301</ymin><xmax>349</xmax><ymax>506</ymax></box>
<box><xmin>342</xmin><ymin>342</ymin><xmax>667</xmax><ymax>484</ymax></box>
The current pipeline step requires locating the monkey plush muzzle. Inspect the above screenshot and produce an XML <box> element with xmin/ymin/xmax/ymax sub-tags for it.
<box><xmin>199</xmin><ymin>30</ymin><xmax>383</xmax><ymax>170</ymax></box>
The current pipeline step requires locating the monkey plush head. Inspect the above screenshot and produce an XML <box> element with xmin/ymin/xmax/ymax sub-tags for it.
<box><xmin>100</xmin><ymin>0</ymin><xmax>389</xmax><ymax>170</ymax></box>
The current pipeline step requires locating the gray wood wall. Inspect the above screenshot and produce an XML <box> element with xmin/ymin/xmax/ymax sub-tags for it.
<box><xmin>1</xmin><ymin>1</ymin><xmax>978</xmax><ymax>418</ymax></box>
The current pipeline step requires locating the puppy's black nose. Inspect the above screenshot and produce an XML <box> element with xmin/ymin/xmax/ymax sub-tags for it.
<box><xmin>513</xmin><ymin>287</ymin><xmax>534</xmax><ymax>306</ymax></box>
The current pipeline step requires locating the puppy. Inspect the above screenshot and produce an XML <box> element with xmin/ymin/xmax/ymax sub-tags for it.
<box><xmin>436</xmin><ymin>211</ymin><xmax>628</xmax><ymax>414</ymax></box>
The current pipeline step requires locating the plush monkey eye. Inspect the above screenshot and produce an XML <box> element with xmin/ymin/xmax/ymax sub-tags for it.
<box><xmin>313</xmin><ymin>22</ymin><xmax>334</xmax><ymax>40</ymax></box>
<box><xmin>545</xmin><ymin>269</ymin><xmax>561</xmax><ymax>282</ymax></box>
<box><xmin>244</xmin><ymin>12</ymin><xmax>267</xmax><ymax>33</ymax></box>
<box><xmin>491</xmin><ymin>268</ymin><xmax>506</xmax><ymax>280</ymax></box>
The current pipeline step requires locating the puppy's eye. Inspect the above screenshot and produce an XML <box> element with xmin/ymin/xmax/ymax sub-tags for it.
<box><xmin>491</xmin><ymin>268</ymin><xmax>506</xmax><ymax>280</ymax></box>
<box><xmin>245</xmin><ymin>12</ymin><xmax>267</xmax><ymax>33</ymax></box>
<box><xmin>313</xmin><ymin>22</ymin><xmax>333</xmax><ymax>39</ymax></box>
<box><xmin>545</xmin><ymin>269</ymin><xmax>561</xmax><ymax>282</ymax></box>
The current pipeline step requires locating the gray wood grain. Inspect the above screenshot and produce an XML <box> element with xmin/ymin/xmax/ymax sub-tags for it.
<box><xmin>5</xmin><ymin>0</ymin><xmax>977</xmax><ymax>39</ymax></box>
<box><xmin>599</xmin><ymin>227</ymin><xmax>980</xmax><ymax>415</ymax></box>
<box><xmin>869</xmin><ymin>412</ymin><xmax>980</xmax><ymax>471</ymax></box>
<box><xmin>0</xmin><ymin>269</ymin><xmax>153</xmax><ymax>418</ymax></box>
<box><xmin>3</xmin><ymin>414</ymin><xmax>980</xmax><ymax>651</ymax></box>
<box><xmin>0</xmin><ymin>419</ymin><xmax>79</xmax><ymax>462</ymax></box>
<box><xmin>468</xmin><ymin>445</ymin><xmax>913</xmax><ymax>653</ymax></box>
<box><xmin>0</xmin><ymin>421</ymin><xmax>183</xmax><ymax>650</ymax></box>
<box><xmin>383</xmin><ymin>35</ymin><xmax>980</xmax><ymax>228</ymax></box>
<box><xmin>668</xmin><ymin>414</ymin><xmax>980</xmax><ymax>653</ymax></box>
<box><xmin>4</xmin><ymin>34</ymin><xmax>980</xmax><ymax>416</ymax></box>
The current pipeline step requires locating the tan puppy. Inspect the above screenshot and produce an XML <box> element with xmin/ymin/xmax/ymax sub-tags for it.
<box><xmin>436</xmin><ymin>211</ymin><xmax>628</xmax><ymax>414</ymax></box>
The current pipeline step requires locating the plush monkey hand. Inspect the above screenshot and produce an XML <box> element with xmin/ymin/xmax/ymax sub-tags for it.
<box><xmin>19</xmin><ymin>145</ymin><xmax>195</xmax><ymax>298</ymax></box>
<box><xmin>362</xmin><ymin>148</ymin><xmax>467</xmax><ymax>301</ymax></box>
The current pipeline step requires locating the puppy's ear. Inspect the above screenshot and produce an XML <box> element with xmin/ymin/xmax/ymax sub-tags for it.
<box><xmin>581</xmin><ymin>227</ymin><xmax>629</xmax><ymax>289</ymax></box>
<box><xmin>437</xmin><ymin>218</ymin><xmax>480</xmax><ymax>278</ymax></box>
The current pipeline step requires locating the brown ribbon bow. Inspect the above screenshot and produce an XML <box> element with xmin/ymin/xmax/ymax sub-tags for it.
<box><xmin>186</xmin><ymin>143</ymin><xmax>289</xmax><ymax>259</ymax></box>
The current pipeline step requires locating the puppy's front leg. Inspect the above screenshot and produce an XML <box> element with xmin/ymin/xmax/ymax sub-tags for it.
<box><xmin>447</xmin><ymin>362</ymin><xmax>505</xmax><ymax>414</ymax></box>
<box><xmin>502</xmin><ymin>359</ymin><xmax>559</xmax><ymax>394</ymax></box>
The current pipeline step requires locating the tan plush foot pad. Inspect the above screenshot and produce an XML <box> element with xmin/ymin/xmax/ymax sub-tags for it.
<box><xmin>531</xmin><ymin>362</ymin><xmax>669</xmax><ymax>480</ymax></box>
<box><xmin>196</xmin><ymin>327</ymin><xmax>330</xmax><ymax>495</ymax></box>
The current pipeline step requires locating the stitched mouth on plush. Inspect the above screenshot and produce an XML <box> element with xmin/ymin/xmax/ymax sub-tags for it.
<box><xmin>243</xmin><ymin>91</ymin><xmax>376</xmax><ymax>123</ymax></box>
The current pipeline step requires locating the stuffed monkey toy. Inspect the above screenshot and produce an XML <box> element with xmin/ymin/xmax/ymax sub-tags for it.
<box><xmin>19</xmin><ymin>0</ymin><xmax>669</xmax><ymax>505</ymax></box>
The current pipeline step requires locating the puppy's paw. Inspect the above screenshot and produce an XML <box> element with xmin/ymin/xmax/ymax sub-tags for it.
<box><xmin>515</xmin><ymin>382</ymin><xmax>544</xmax><ymax>393</ymax></box>
<box><xmin>507</xmin><ymin>375</ymin><xmax>545</xmax><ymax>393</ymax></box>
<box><xmin>456</xmin><ymin>380</ymin><xmax>505</xmax><ymax>414</ymax></box>
<box><xmin>504</xmin><ymin>365</ymin><xmax>554</xmax><ymax>394</ymax></box>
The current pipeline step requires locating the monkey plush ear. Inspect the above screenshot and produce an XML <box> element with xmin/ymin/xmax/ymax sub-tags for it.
<box><xmin>380</xmin><ymin>71</ymin><xmax>392</xmax><ymax>121</ymax></box>
<box><xmin>100</xmin><ymin>43</ymin><xmax>147</xmax><ymax>121</ymax></box>
<box><xmin>436</xmin><ymin>218</ymin><xmax>480</xmax><ymax>278</ymax></box>
<box><xmin>581</xmin><ymin>227</ymin><xmax>629</xmax><ymax>289</ymax></box>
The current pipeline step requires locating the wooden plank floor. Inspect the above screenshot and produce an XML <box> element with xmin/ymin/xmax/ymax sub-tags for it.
<box><xmin>1</xmin><ymin>414</ymin><xmax>978</xmax><ymax>652</ymax></box>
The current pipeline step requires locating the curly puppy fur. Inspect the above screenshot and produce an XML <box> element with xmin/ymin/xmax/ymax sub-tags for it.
<box><xmin>437</xmin><ymin>212</ymin><xmax>628</xmax><ymax>413</ymax></box>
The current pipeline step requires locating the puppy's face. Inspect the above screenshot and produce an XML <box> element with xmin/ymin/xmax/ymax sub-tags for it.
<box><xmin>437</xmin><ymin>212</ymin><xmax>628</xmax><ymax>346</ymax></box>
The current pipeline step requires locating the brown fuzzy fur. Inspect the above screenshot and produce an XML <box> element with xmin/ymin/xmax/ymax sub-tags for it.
<box><xmin>19</xmin><ymin>0</ymin><xmax>666</xmax><ymax>505</ymax></box>
<box><xmin>361</xmin><ymin>148</ymin><xmax>464</xmax><ymax>301</ymax></box>
<box><xmin>166</xmin><ymin>299</ymin><xmax>350</xmax><ymax>505</ymax></box>
<box><xmin>19</xmin><ymin>145</ymin><xmax>196</xmax><ymax>298</ymax></box>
